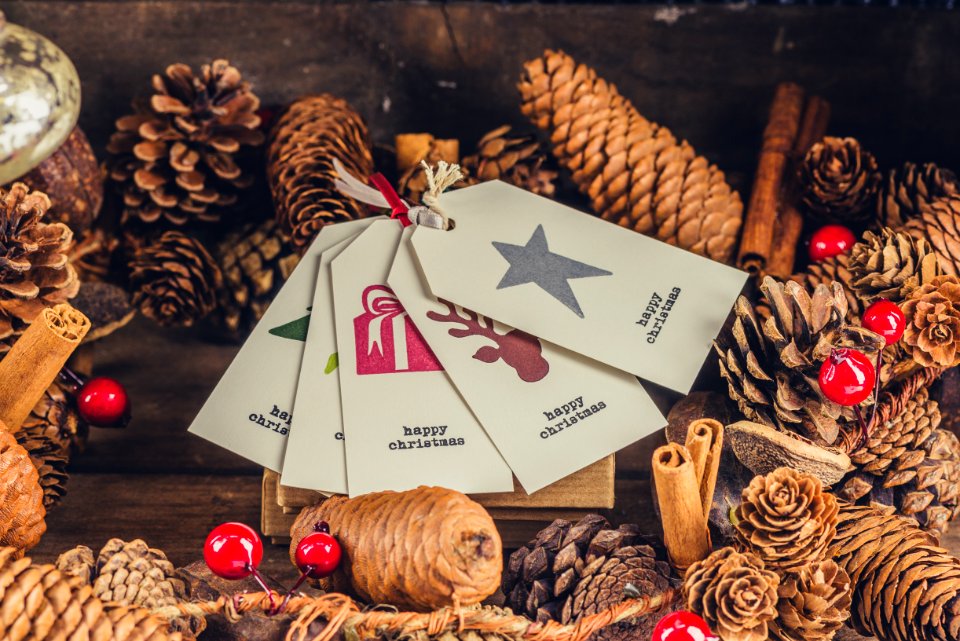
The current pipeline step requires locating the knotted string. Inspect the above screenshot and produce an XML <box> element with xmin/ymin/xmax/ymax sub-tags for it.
<box><xmin>420</xmin><ymin>160</ymin><xmax>464</xmax><ymax>230</ymax></box>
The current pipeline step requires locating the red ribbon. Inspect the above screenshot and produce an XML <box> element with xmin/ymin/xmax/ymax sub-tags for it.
<box><xmin>369</xmin><ymin>173</ymin><xmax>411</xmax><ymax>227</ymax></box>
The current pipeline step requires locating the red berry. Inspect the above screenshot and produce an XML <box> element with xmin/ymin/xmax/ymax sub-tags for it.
<box><xmin>818</xmin><ymin>348</ymin><xmax>876</xmax><ymax>406</ymax></box>
<box><xmin>295</xmin><ymin>531</ymin><xmax>342</xmax><ymax>578</ymax></box>
<box><xmin>652</xmin><ymin>611</ymin><xmax>715</xmax><ymax>641</ymax></box>
<box><xmin>77</xmin><ymin>377</ymin><xmax>130</xmax><ymax>427</ymax></box>
<box><xmin>204</xmin><ymin>522</ymin><xmax>263</xmax><ymax>580</ymax></box>
<box><xmin>809</xmin><ymin>224</ymin><xmax>856</xmax><ymax>262</ymax></box>
<box><xmin>862</xmin><ymin>299</ymin><xmax>906</xmax><ymax>346</ymax></box>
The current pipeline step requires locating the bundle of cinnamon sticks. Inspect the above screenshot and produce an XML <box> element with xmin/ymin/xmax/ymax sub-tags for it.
<box><xmin>737</xmin><ymin>83</ymin><xmax>832</xmax><ymax>278</ymax></box>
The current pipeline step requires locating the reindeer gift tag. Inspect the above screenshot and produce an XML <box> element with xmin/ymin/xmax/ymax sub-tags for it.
<box><xmin>332</xmin><ymin>220</ymin><xmax>513</xmax><ymax>496</ymax></box>
<box><xmin>389</xmin><ymin>228</ymin><xmax>666</xmax><ymax>493</ymax></box>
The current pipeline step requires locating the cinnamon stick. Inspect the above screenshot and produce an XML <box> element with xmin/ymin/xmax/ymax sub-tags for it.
<box><xmin>767</xmin><ymin>96</ymin><xmax>832</xmax><ymax>278</ymax></box>
<box><xmin>737</xmin><ymin>83</ymin><xmax>805</xmax><ymax>274</ymax></box>
<box><xmin>652</xmin><ymin>443</ymin><xmax>712</xmax><ymax>572</ymax></box>
<box><xmin>0</xmin><ymin>303</ymin><xmax>89</xmax><ymax>432</ymax></box>
<box><xmin>685</xmin><ymin>418</ymin><xmax>724</xmax><ymax>519</ymax></box>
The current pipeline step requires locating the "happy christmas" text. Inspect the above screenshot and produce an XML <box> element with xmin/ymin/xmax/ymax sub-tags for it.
<box><xmin>540</xmin><ymin>395</ymin><xmax>608</xmax><ymax>439</ymax></box>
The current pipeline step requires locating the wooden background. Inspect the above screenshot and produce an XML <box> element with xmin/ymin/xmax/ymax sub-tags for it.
<box><xmin>2</xmin><ymin>2</ymin><xmax>959</xmax><ymax>637</ymax></box>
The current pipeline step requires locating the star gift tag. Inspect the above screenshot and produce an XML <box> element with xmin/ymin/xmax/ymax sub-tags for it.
<box><xmin>411</xmin><ymin>181</ymin><xmax>748</xmax><ymax>393</ymax></box>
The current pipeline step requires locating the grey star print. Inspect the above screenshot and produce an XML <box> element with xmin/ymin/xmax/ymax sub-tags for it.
<box><xmin>492</xmin><ymin>225</ymin><xmax>612</xmax><ymax>318</ymax></box>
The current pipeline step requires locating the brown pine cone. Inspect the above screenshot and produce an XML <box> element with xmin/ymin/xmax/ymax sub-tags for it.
<box><xmin>129</xmin><ymin>230</ymin><xmax>222</xmax><ymax>327</ymax></box>
<box><xmin>461</xmin><ymin>125</ymin><xmax>557</xmax><ymax>198</ymax></box>
<box><xmin>0</xmin><ymin>431</ymin><xmax>46</xmax><ymax>554</ymax></box>
<box><xmin>900</xmin><ymin>274</ymin><xmax>960</xmax><ymax>369</ymax></box>
<box><xmin>904</xmin><ymin>195</ymin><xmax>960</xmax><ymax>276</ymax></box>
<box><xmin>768</xmin><ymin>560</ymin><xmax>851</xmax><ymax>641</ymax></box>
<box><xmin>69</xmin><ymin>227</ymin><xmax>120</xmax><ymax>283</ymax></box>
<box><xmin>518</xmin><ymin>49</ymin><xmax>742</xmax><ymax>263</ymax></box>
<box><xmin>735</xmin><ymin>468</ymin><xmax>839</xmax><ymax>572</ymax></box>
<box><xmin>848</xmin><ymin>228</ymin><xmax>941</xmax><ymax>305</ymax></box>
<box><xmin>214</xmin><ymin>218</ymin><xmax>300</xmax><ymax>338</ymax></box>
<box><xmin>107</xmin><ymin>60</ymin><xmax>263</xmax><ymax>227</ymax></box>
<box><xmin>267</xmin><ymin>95</ymin><xmax>373</xmax><ymax>252</ymax></box>
<box><xmin>55</xmin><ymin>543</ymin><xmax>95</xmax><ymax>584</ymax></box>
<box><xmin>799</xmin><ymin>137</ymin><xmax>880</xmax><ymax>223</ymax></box>
<box><xmin>683</xmin><ymin>547</ymin><xmax>779</xmax><ymax>641</ymax></box>
<box><xmin>791</xmin><ymin>253</ymin><xmax>860</xmax><ymax>319</ymax></box>
<box><xmin>877</xmin><ymin>162</ymin><xmax>959</xmax><ymax>229</ymax></box>
<box><xmin>0</xmin><ymin>183</ymin><xmax>79</xmax><ymax>354</ymax></box>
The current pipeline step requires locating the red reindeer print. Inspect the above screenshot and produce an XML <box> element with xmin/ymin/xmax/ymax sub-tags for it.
<box><xmin>426</xmin><ymin>300</ymin><xmax>550</xmax><ymax>383</ymax></box>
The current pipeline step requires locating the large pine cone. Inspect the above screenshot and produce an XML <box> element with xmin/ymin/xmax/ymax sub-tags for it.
<box><xmin>791</xmin><ymin>253</ymin><xmax>860</xmax><ymax>318</ymax></box>
<box><xmin>715</xmin><ymin>276</ymin><xmax>883</xmax><ymax>447</ymax></box>
<box><xmin>900</xmin><ymin>274</ymin><xmax>960</xmax><ymax>369</ymax></box>
<box><xmin>683</xmin><ymin>547</ymin><xmax>780</xmax><ymax>641</ymax></box>
<box><xmin>848</xmin><ymin>228</ymin><xmax>941</xmax><ymax>305</ymax></box>
<box><xmin>107</xmin><ymin>60</ymin><xmax>263</xmax><ymax>227</ymax></box>
<box><xmin>0</xmin><ymin>431</ymin><xmax>45</xmax><ymax>554</ymax></box>
<box><xmin>461</xmin><ymin>125</ymin><xmax>557</xmax><ymax>198</ymax></box>
<box><xmin>502</xmin><ymin>515</ymin><xmax>678</xmax><ymax>635</ymax></box>
<box><xmin>267</xmin><ymin>95</ymin><xmax>374</xmax><ymax>252</ymax></box>
<box><xmin>877</xmin><ymin>162</ymin><xmax>959</xmax><ymax>230</ymax></box>
<box><xmin>214</xmin><ymin>218</ymin><xmax>300</xmax><ymax>338</ymax></box>
<box><xmin>129</xmin><ymin>231</ymin><xmax>222</xmax><ymax>327</ymax></box>
<box><xmin>798</xmin><ymin>137</ymin><xmax>880</xmax><ymax>224</ymax></box>
<box><xmin>837</xmin><ymin>388</ymin><xmax>960</xmax><ymax>540</ymax></box>
<box><xmin>518</xmin><ymin>49</ymin><xmax>742</xmax><ymax>263</ymax></box>
<box><xmin>0</xmin><ymin>547</ymin><xmax>183</xmax><ymax>640</ymax></box>
<box><xmin>0</xmin><ymin>183</ymin><xmax>79</xmax><ymax>353</ymax></box>
<box><xmin>768</xmin><ymin>560</ymin><xmax>851</xmax><ymax>641</ymax></box>
<box><xmin>905</xmin><ymin>195</ymin><xmax>960</xmax><ymax>276</ymax></box>
<box><xmin>735</xmin><ymin>468</ymin><xmax>839</xmax><ymax>573</ymax></box>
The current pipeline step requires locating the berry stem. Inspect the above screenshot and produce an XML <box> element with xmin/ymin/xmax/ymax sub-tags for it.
<box><xmin>247</xmin><ymin>565</ymin><xmax>277</xmax><ymax>614</ymax></box>
<box><xmin>58</xmin><ymin>366</ymin><xmax>85</xmax><ymax>393</ymax></box>
<box><xmin>275</xmin><ymin>565</ymin><xmax>315</xmax><ymax>615</ymax></box>
<box><xmin>854</xmin><ymin>405</ymin><xmax>869</xmax><ymax>449</ymax></box>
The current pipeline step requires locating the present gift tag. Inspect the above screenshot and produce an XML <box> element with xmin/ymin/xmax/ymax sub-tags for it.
<box><xmin>188</xmin><ymin>218</ymin><xmax>379</xmax><ymax>471</ymax></box>
<box><xmin>332</xmin><ymin>219</ymin><xmax>513</xmax><ymax>496</ymax></box>
<box><xmin>280</xmin><ymin>236</ymin><xmax>356</xmax><ymax>493</ymax></box>
<box><xmin>411</xmin><ymin>181</ymin><xmax>748</xmax><ymax>393</ymax></box>
<box><xmin>389</xmin><ymin>228</ymin><xmax>666</xmax><ymax>493</ymax></box>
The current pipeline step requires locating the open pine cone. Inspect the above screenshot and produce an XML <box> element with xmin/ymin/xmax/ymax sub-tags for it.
<box><xmin>900</xmin><ymin>274</ymin><xmax>960</xmax><ymax>369</ymax></box>
<box><xmin>905</xmin><ymin>195</ymin><xmax>960</xmax><ymax>277</ymax></box>
<box><xmin>683</xmin><ymin>547</ymin><xmax>779</xmax><ymax>641</ymax></box>
<box><xmin>792</xmin><ymin>253</ymin><xmax>860</xmax><ymax>319</ymax></box>
<box><xmin>799</xmin><ymin>137</ymin><xmax>880</xmax><ymax>223</ymax></box>
<box><xmin>848</xmin><ymin>228</ymin><xmax>941</xmax><ymax>305</ymax></box>
<box><xmin>461</xmin><ymin>125</ymin><xmax>557</xmax><ymax>198</ymax></box>
<box><xmin>0</xmin><ymin>431</ymin><xmax>46</xmax><ymax>554</ymax></box>
<box><xmin>877</xmin><ymin>162</ymin><xmax>959</xmax><ymax>230</ymax></box>
<box><xmin>768</xmin><ymin>560</ymin><xmax>851</xmax><ymax>641</ymax></box>
<box><xmin>107</xmin><ymin>60</ymin><xmax>263</xmax><ymax>227</ymax></box>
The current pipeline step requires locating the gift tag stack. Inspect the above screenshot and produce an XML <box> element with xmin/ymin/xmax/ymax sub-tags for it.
<box><xmin>189</xmin><ymin>170</ymin><xmax>747</xmax><ymax>544</ymax></box>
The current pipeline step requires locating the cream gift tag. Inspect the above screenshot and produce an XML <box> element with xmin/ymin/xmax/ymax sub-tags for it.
<box><xmin>411</xmin><ymin>181</ymin><xmax>748</xmax><ymax>394</ymax></box>
<box><xmin>332</xmin><ymin>219</ymin><xmax>513</xmax><ymax>496</ymax></box>
<box><xmin>280</xmin><ymin>236</ymin><xmax>356</xmax><ymax>493</ymax></box>
<box><xmin>389</xmin><ymin>228</ymin><xmax>666</xmax><ymax>493</ymax></box>
<box><xmin>189</xmin><ymin>218</ymin><xmax>379</xmax><ymax>471</ymax></box>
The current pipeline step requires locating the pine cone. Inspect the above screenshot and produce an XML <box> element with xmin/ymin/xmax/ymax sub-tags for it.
<box><xmin>0</xmin><ymin>183</ymin><xmax>79</xmax><ymax>354</ymax></box>
<box><xmin>214</xmin><ymin>218</ymin><xmax>300</xmax><ymax>338</ymax></box>
<box><xmin>69</xmin><ymin>227</ymin><xmax>120</xmax><ymax>283</ymax></box>
<box><xmin>0</xmin><ymin>546</ymin><xmax>183</xmax><ymax>640</ymax></box>
<box><xmin>837</xmin><ymin>388</ymin><xmax>960</xmax><ymax>540</ymax></box>
<box><xmin>129</xmin><ymin>231</ymin><xmax>222</xmax><ymax>327</ymax></box>
<box><xmin>461</xmin><ymin>125</ymin><xmax>557</xmax><ymax>198</ymax></box>
<box><xmin>714</xmin><ymin>276</ymin><xmax>884</xmax><ymax>446</ymax></box>
<box><xmin>683</xmin><ymin>547</ymin><xmax>780</xmax><ymax>641</ymax></box>
<box><xmin>267</xmin><ymin>95</ymin><xmax>374</xmax><ymax>252</ymax></box>
<box><xmin>791</xmin><ymin>253</ymin><xmax>860</xmax><ymax>319</ymax></box>
<box><xmin>55</xmin><ymin>543</ymin><xmax>95</xmax><ymax>584</ymax></box>
<box><xmin>877</xmin><ymin>162</ymin><xmax>959</xmax><ymax>230</ymax></box>
<box><xmin>829</xmin><ymin>503</ymin><xmax>960</xmax><ymax>641</ymax></box>
<box><xmin>768</xmin><ymin>560</ymin><xmax>851</xmax><ymax>641</ymax></box>
<box><xmin>735</xmin><ymin>468</ymin><xmax>839</xmax><ymax>572</ymax></box>
<box><xmin>848</xmin><ymin>228</ymin><xmax>941</xmax><ymax>305</ymax></box>
<box><xmin>799</xmin><ymin>137</ymin><xmax>880</xmax><ymax>223</ymax></box>
<box><xmin>0</xmin><ymin>431</ymin><xmax>45</xmax><ymax>554</ymax></box>
<box><xmin>904</xmin><ymin>195</ymin><xmax>960</xmax><ymax>276</ymax></box>
<box><xmin>518</xmin><ymin>49</ymin><xmax>742</xmax><ymax>263</ymax></box>
<box><xmin>107</xmin><ymin>60</ymin><xmax>263</xmax><ymax>227</ymax></box>
<box><xmin>900</xmin><ymin>274</ymin><xmax>960</xmax><ymax>369</ymax></box>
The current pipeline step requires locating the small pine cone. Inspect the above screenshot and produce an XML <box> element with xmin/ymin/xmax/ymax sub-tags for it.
<box><xmin>848</xmin><ymin>228</ymin><xmax>941</xmax><ymax>305</ymax></box>
<box><xmin>214</xmin><ymin>218</ymin><xmax>300</xmax><ymax>338</ymax></box>
<box><xmin>461</xmin><ymin>125</ymin><xmax>557</xmax><ymax>198</ymax></box>
<box><xmin>799</xmin><ymin>137</ymin><xmax>880</xmax><ymax>223</ymax></box>
<box><xmin>735</xmin><ymin>468</ymin><xmax>839</xmax><ymax>572</ymax></box>
<box><xmin>69</xmin><ymin>227</ymin><xmax>120</xmax><ymax>283</ymax></box>
<box><xmin>55</xmin><ymin>544</ymin><xmax>96</xmax><ymax>584</ymax></box>
<box><xmin>900</xmin><ymin>274</ymin><xmax>960</xmax><ymax>368</ymax></box>
<box><xmin>129</xmin><ymin>231</ymin><xmax>223</xmax><ymax>327</ymax></box>
<box><xmin>904</xmin><ymin>195</ymin><xmax>960</xmax><ymax>276</ymax></box>
<box><xmin>94</xmin><ymin>538</ymin><xmax>187</xmax><ymax>608</ymax></box>
<box><xmin>768</xmin><ymin>560</ymin><xmax>851</xmax><ymax>641</ymax></box>
<box><xmin>518</xmin><ymin>49</ymin><xmax>742</xmax><ymax>263</ymax></box>
<box><xmin>877</xmin><ymin>162</ymin><xmax>959</xmax><ymax>229</ymax></box>
<box><xmin>0</xmin><ymin>431</ymin><xmax>46</xmax><ymax>554</ymax></box>
<box><xmin>107</xmin><ymin>60</ymin><xmax>263</xmax><ymax>227</ymax></box>
<box><xmin>267</xmin><ymin>95</ymin><xmax>374</xmax><ymax>252</ymax></box>
<box><xmin>684</xmin><ymin>547</ymin><xmax>780</xmax><ymax>641</ymax></box>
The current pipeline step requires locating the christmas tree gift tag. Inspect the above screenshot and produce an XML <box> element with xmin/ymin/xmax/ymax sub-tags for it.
<box><xmin>411</xmin><ymin>181</ymin><xmax>748</xmax><ymax>394</ymax></box>
<box><xmin>280</xmin><ymin>236</ymin><xmax>355</xmax><ymax>493</ymax></box>
<box><xmin>332</xmin><ymin>219</ymin><xmax>513</xmax><ymax>496</ymax></box>
<box><xmin>390</xmin><ymin>228</ymin><xmax>665</xmax><ymax>492</ymax></box>
<box><xmin>189</xmin><ymin>218</ymin><xmax>379</xmax><ymax>471</ymax></box>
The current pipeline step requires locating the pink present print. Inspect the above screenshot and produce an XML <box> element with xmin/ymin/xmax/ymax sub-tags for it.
<box><xmin>354</xmin><ymin>284</ymin><xmax>442</xmax><ymax>375</ymax></box>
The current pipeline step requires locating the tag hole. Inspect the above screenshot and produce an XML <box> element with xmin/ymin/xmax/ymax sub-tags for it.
<box><xmin>445</xmin><ymin>218</ymin><xmax>456</xmax><ymax>231</ymax></box>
